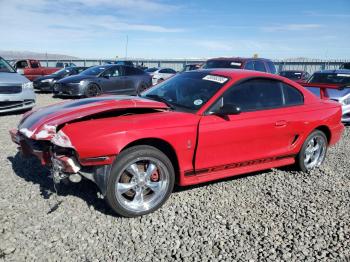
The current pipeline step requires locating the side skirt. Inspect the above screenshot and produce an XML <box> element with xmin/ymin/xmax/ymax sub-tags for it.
<box><xmin>180</xmin><ymin>156</ymin><xmax>295</xmax><ymax>186</ymax></box>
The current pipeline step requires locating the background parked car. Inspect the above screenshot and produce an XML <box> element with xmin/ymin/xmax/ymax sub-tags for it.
<box><xmin>202</xmin><ymin>57</ymin><xmax>277</xmax><ymax>74</ymax></box>
<box><xmin>56</xmin><ymin>62</ymin><xmax>77</xmax><ymax>68</ymax></box>
<box><xmin>54</xmin><ymin>64</ymin><xmax>151</xmax><ymax>97</ymax></box>
<box><xmin>302</xmin><ymin>69</ymin><xmax>350</xmax><ymax>123</ymax></box>
<box><xmin>181</xmin><ymin>63</ymin><xmax>202</xmax><ymax>72</ymax></box>
<box><xmin>0</xmin><ymin>57</ymin><xmax>35</xmax><ymax>113</ymax></box>
<box><xmin>33</xmin><ymin>66</ymin><xmax>88</xmax><ymax>92</ymax></box>
<box><xmin>340</xmin><ymin>63</ymin><xmax>350</xmax><ymax>70</ymax></box>
<box><xmin>104</xmin><ymin>60</ymin><xmax>134</xmax><ymax>67</ymax></box>
<box><xmin>151</xmin><ymin>68</ymin><xmax>177</xmax><ymax>85</ymax></box>
<box><xmin>13</xmin><ymin>59</ymin><xmax>60</xmax><ymax>81</ymax></box>
<box><xmin>279</xmin><ymin>70</ymin><xmax>310</xmax><ymax>84</ymax></box>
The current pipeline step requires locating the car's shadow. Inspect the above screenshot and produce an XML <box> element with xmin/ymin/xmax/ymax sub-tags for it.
<box><xmin>8</xmin><ymin>152</ymin><xmax>292</xmax><ymax>217</ymax></box>
<box><xmin>7</xmin><ymin>153</ymin><xmax>115</xmax><ymax>216</ymax></box>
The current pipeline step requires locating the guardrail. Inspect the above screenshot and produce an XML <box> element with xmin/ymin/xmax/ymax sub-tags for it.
<box><xmin>8</xmin><ymin>58</ymin><xmax>350</xmax><ymax>74</ymax></box>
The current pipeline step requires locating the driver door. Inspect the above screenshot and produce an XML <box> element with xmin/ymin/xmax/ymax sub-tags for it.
<box><xmin>195</xmin><ymin>78</ymin><xmax>301</xmax><ymax>171</ymax></box>
<box><xmin>100</xmin><ymin>66</ymin><xmax>125</xmax><ymax>94</ymax></box>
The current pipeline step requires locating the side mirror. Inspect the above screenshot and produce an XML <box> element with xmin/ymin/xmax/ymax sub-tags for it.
<box><xmin>212</xmin><ymin>103</ymin><xmax>241</xmax><ymax>116</ymax></box>
<box><xmin>101</xmin><ymin>74</ymin><xmax>110</xmax><ymax>79</ymax></box>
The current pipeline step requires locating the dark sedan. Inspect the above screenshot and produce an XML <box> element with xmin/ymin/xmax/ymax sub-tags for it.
<box><xmin>279</xmin><ymin>70</ymin><xmax>310</xmax><ymax>84</ymax></box>
<box><xmin>33</xmin><ymin>67</ymin><xmax>88</xmax><ymax>92</ymax></box>
<box><xmin>53</xmin><ymin>65</ymin><xmax>152</xmax><ymax>97</ymax></box>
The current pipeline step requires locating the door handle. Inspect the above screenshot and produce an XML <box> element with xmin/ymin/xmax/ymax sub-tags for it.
<box><xmin>275</xmin><ymin>120</ymin><xmax>287</xmax><ymax>127</ymax></box>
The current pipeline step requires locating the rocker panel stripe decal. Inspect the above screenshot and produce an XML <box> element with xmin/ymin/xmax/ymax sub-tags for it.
<box><xmin>184</xmin><ymin>154</ymin><xmax>295</xmax><ymax>176</ymax></box>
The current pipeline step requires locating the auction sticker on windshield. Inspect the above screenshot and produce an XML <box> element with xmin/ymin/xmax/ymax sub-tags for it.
<box><xmin>202</xmin><ymin>75</ymin><xmax>228</xmax><ymax>84</ymax></box>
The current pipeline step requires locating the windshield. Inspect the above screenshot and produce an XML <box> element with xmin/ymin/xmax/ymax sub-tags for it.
<box><xmin>52</xmin><ymin>68</ymin><xmax>71</xmax><ymax>77</ymax></box>
<box><xmin>309</xmin><ymin>72</ymin><xmax>350</xmax><ymax>85</ymax></box>
<box><xmin>80</xmin><ymin>66</ymin><xmax>107</xmax><ymax>76</ymax></box>
<box><xmin>145</xmin><ymin>67</ymin><xmax>158</xmax><ymax>73</ymax></box>
<box><xmin>0</xmin><ymin>58</ymin><xmax>16</xmax><ymax>73</ymax></box>
<box><xmin>280</xmin><ymin>71</ymin><xmax>303</xmax><ymax>79</ymax></box>
<box><xmin>203</xmin><ymin>60</ymin><xmax>242</xmax><ymax>69</ymax></box>
<box><xmin>141</xmin><ymin>71</ymin><xmax>228</xmax><ymax>112</ymax></box>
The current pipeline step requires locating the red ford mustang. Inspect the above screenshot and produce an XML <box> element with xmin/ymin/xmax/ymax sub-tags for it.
<box><xmin>10</xmin><ymin>69</ymin><xmax>344</xmax><ymax>217</ymax></box>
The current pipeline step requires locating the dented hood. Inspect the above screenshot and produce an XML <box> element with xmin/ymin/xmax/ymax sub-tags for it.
<box><xmin>18</xmin><ymin>95</ymin><xmax>168</xmax><ymax>138</ymax></box>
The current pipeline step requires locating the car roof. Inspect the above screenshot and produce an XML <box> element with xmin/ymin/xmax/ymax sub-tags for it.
<box><xmin>206</xmin><ymin>57</ymin><xmax>272</xmax><ymax>62</ymax></box>
<box><xmin>314</xmin><ymin>69</ymin><xmax>350</xmax><ymax>74</ymax></box>
<box><xmin>193</xmin><ymin>68</ymin><xmax>282</xmax><ymax>80</ymax></box>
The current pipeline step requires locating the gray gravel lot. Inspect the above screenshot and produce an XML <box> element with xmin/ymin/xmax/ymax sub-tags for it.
<box><xmin>0</xmin><ymin>93</ymin><xmax>349</xmax><ymax>261</ymax></box>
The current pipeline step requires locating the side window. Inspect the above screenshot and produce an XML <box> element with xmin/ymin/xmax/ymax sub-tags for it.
<box><xmin>253</xmin><ymin>61</ymin><xmax>267</xmax><ymax>72</ymax></box>
<box><xmin>125</xmin><ymin>67</ymin><xmax>143</xmax><ymax>75</ymax></box>
<box><xmin>168</xmin><ymin>69</ymin><xmax>176</xmax><ymax>74</ymax></box>
<box><xmin>244</xmin><ymin>61</ymin><xmax>254</xmax><ymax>70</ymax></box>
<box><xmin>16</xmin><ymin>60</ymin><xmax>28</xmax><ymax>69</ymax></box>
<box><xmin>266</xmin><ymin>61</ymin><xmax>276</xmax><ymax>74</ymax></box>
<box><xmin>222</xmin><ymin>79</ymin><xmax>283</xmax><ymax>112</ymax></box>
<box><xmin>104</xmin><ymin>67</ymin><xmax>120</xmax><ymax>77</ymax></box>
<box><xmin>30</xmin><ymin>61</ymin><xmax>40</xmax><ymax>68</ymax></box>
<box><xmin>282</xmin><ymin>83</ymin><xmax>304</xmax><ymax>106</ymax></box>
<box><xmin>158</xmin><ymin>69</ymin><xmax>166</xmax><ymax>73</ymax></box>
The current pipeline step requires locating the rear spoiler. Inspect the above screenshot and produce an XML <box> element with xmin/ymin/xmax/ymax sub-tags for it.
<box><xmin>302</xmin><ymin>83</ymin><xmax>349</xmax><ymax>99</ymax></box>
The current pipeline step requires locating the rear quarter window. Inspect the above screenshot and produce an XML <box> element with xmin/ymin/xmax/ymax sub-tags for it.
<box><xmin>282</xmin><ymin>83</ymin><xmax>304</xmax><ymax>106</ymax></box>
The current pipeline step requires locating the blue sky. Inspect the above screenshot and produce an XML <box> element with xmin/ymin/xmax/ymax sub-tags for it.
<box><xmin>0</xmin><ymin>0</ymin><xmax>349</xmax><ymax>59</ymax></box>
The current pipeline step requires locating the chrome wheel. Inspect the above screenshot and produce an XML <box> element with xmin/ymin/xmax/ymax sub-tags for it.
<box><xmin>303</xmin><ymin>134</ymin><xmax>326</xmax><ymax>170</ymax></box>
<box><xmin>115</xmin><ymin>157</ymin><xmax>170</xmax><ymax>213</ymax></box>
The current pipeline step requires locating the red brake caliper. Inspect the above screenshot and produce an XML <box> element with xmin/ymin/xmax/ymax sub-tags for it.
<box><xmin>150</xmin><ymin>170</ymin><xmax>159</xmax><ymax>182</ymax></box>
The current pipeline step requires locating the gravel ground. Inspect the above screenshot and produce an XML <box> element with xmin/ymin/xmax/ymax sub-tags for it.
<box><xmin>0</xmin><ymin>93</ymin><xmax>349</xmax><ymax>261</ymax></box>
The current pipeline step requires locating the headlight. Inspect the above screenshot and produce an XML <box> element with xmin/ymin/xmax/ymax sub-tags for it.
<box><xmin>79</xmin><ymin>80</ymin><xmax>88</xmax><ymax>85</ymax></box>
<box><xmin>51</xmin><ymin>130</ymin><xmax>74</xmax><ymax>148</ymax></box>
<box><xmin>42</xmin><ymin>78</ymin><xmax>53</xmax><ymax>83</ymax></box>
<box><xmin>22</xmin><ymin>82</ymin><xmax>33</xmax><ymax>89</ymax></box>
<box><xmin>342</xmin><ymin>97</ymin><xmax>350</xmax><ymax>105</ymax></box>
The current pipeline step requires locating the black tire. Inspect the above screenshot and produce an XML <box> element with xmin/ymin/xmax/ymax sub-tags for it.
<box><xmin>84</xmin><ymin>83</ymin><xmax>101</xmax><ymax>97</ymax></box>
<box><xmin>295</xmin><ymin>130</ymin><xmax>328</xmax><ymax>172</ymax></box>
<box><xmin>136</xmin><ymin>82</ymin><xmax>148</xmax><ymax>95</ymax></box>
<box><xmin>106</xmin><ymin>145</ymin><xmax>175</xmax><ymax>217</ymax></box>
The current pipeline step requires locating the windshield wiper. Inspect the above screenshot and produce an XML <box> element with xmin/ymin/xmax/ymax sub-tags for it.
<box><xmin>145</xmin><ymin>94</ymin><xmax>175</xmax><ymax>110</ymax></box>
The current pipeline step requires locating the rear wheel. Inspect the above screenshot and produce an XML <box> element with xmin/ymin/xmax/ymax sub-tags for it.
<box><xmin>296</xmin><ymin>130</ymin><xmax>327</xmax><ymax>172</ymax></box>
<box><xmin>106</xmin><ymin>145</ymin><xmax>175</xmax><ymax>217</ymax></box>
<box><xmin>85</xmin><ymin>84</ymin><xmax>101</xmax><ymax>97</ymax></box>
<box><xmin>136</xmin><ymin>82</ymin><xmax>148</xmax><ymax>95</ymax></box>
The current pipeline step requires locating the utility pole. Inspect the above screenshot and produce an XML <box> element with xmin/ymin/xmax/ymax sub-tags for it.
<box><xmin>125</xmin><ymin>35</ymin><xmax>128</xmax><ymax>59</ymax></box>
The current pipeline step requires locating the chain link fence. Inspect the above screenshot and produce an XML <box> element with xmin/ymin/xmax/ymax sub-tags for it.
<box><xmin>8</xmin><ymin>58</ymin><xmax>350</xmax><ymax>74</ymax></box>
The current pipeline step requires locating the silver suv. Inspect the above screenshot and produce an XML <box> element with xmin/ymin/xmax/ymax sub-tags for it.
<box><xmin>0</xmin><ymin>57</ymin><xmax>36</xmax><ymax>113</ymax></box>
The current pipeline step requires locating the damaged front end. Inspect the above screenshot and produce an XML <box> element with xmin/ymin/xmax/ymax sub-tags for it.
<box><xmin>10</xmin><ymin>124</ymin><xmax>112</xmax><ymax>195</ymax></box>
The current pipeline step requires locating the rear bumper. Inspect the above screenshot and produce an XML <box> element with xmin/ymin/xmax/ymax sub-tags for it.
<box><xmin>329</xmin><ymin>123</ymin><xmax>345</xmax><ymax>146</ymax></box>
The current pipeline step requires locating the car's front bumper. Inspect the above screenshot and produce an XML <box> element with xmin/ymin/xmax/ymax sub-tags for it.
<box><xmin>0</xmin><ymin>89</ymin><xmax>36</xmax><ymax>113</ymax></box>
<box><xmin>53</xmin><ymin>83</ymin><xmax>84</xmax><ymax>96</ymax></box>
<box><xmin>33</xmin><ymin>81</ymin><xmax>54</xmax><ymax>92</ymax></box>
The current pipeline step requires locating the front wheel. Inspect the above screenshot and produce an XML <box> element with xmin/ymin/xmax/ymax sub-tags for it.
<box><xmin>84</xmin><ymin>84</ymin><xmax>101</xmax><ymax>97</ymax></box>
<box><xmin>106</xmin><ymin>145</ymin><xmax>175</xmax><ymax>217</ymax></box>
<box><xmin>296</xmin><ymin>130</ymin><xmax>327</xmax><ymax>172</ymax></box>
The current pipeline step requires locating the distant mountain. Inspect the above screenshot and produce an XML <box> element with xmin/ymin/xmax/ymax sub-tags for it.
<box><xmin>0</xmin><ymin>50</ymin><xmax>79</xmax><ymax>60</ymax></box>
